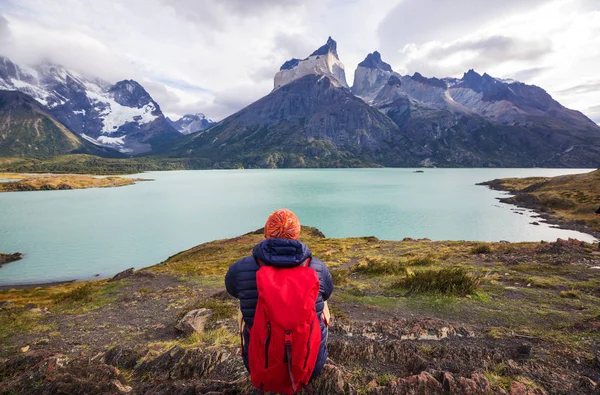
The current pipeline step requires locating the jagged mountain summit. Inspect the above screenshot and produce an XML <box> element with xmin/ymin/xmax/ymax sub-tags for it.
<box><xmin>167</xmin><ymin>113</ymin><xmax>215</xmax><ymax>135</ymax></box>
<box><xmin>0</xmin><ymin>90</ymin><xmax>116</xmax><ymax>157</ymax></box>
<box><xmin>350</xmin><ymin>51</ymin><xmax>600</xmax><ymax>167</ymax></box>
<box><xmin>157</xmin><ymin>41</ymin><xmax>600</xmax><ymax>168</ymax></box>
<box><xmin>274</xmin><ymin>37</ymin><xmax>349</xmax><ymax>90</ymax></box>
<box><xmin>0</xmin><ymin>56</ymin><xmax>180</xmax><ymax>155</ymax></box>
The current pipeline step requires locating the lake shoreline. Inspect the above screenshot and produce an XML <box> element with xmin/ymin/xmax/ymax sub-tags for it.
<box><xmin>479</xmin><ymin>177</ymin><xmax>600</xmax><ymax>241</ymax></box>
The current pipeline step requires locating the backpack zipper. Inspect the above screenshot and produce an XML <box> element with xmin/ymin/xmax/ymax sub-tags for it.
<box><xmin>303</xmin><ymin>321</ymin><xmax>314</xmax><ymax>370</ymax></box>
<box><xmin>264</xmin><ymin>322</ymin><xmax>271</xmax><ymax>368</ymax></box>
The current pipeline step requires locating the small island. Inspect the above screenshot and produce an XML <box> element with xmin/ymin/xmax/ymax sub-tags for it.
<box><xmin>0</xmin><ymin>173</ymin><xmax>148</xmax><ymax>193</ymax></box>
<box><xmin>0</xmin><ymin>252</ymin><xmax>22</xmax><ymax>267</ymax></box>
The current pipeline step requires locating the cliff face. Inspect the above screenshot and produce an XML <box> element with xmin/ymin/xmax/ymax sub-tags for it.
<box><xmin>162</xmin><ymin>74</ymin><xmax>404</xmax><ymax>168</ymax></box>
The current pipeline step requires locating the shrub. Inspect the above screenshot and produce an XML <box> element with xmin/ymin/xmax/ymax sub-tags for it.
<box><xmin>331</xmin><ymin>269</ymin><xmax>350</xmax><ymax>286</ymax></box>
<box><xmin>352</xmin><ymin>257</ymin><xmax>407</xmax><ymax>276</ymax></box>
<box><xmin>471</xmin><ymin>244</ymin><xmax>492</xmax><ymax>254</ymax></box>
<box><xmin>392</xmin><ymin>267</ymin><xmax>482</xmax><ymax>296</ymax></box>
<box><xmin>410</xmin><ymin>255</ymin><xmax>438</xmax><ymax>266</ymax></box>
<box><xmin>560</xmin><ymin>290</ymin><xmax>581</xmax><ymax>299</ymax></box>
<box><xmin>53</xmin><ymin>283</ymin><xmax>96</xmax><ymax>303</ymax></box>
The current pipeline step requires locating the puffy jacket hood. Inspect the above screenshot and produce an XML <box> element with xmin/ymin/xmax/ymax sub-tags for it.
<box><xmin>252</xmin><ymin>238</ymin><xmax>311</xmax><ymax>268</ymax></box>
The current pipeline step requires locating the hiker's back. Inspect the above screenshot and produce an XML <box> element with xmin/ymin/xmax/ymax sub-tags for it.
<box><xmin>224</xmin><ymin>209</ymin><xmax>334</xmax><ymax>393</ymax></box>
<box><xmin>249</xmin><ymin>262</ymin><xmax>321</xmax><ymax>393</ymax></box>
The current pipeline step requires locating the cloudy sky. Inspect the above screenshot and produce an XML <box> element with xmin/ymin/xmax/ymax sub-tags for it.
<box><xmin>1</xmin><ymin>0</ymin><xmax>599</xmax><ymax>122</ymax></box>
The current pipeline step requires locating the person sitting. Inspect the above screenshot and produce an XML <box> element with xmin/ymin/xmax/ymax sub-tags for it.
<box><xmin>225</xmin><ymin>209</ymin><xmax>334</xmax><ymax>393</ymax></box>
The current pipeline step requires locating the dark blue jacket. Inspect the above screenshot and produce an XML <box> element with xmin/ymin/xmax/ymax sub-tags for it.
<box><xmin>225</xmin><ymin>238</ymin><xmax>334</xmax><ymax>379</ymax></box>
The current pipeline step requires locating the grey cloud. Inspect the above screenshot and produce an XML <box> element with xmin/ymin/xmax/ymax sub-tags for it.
<box><xmin>509</xmin><ymin>67</ymin><xmax>551</xmax><ymax>82</ymax></box>
<box><xmin>160</xmin><ymin>0</ymin><xmax>312</xmax><ymax>30</ymax></box>
<box><xmin>273</xmin><ymin>32</ymin><xmax>316</xmax><ymax>59</ymax></box>
<box><xmin>0</xmin><ymin>14</ymin><xmax>10</xmax><ymax>42</ymax></box>
<box><xmin>403</xmin><ymin>35</ymin><xmax>552</xmax><ymax>78</ymax></box>
<box><xmin>585</xmin><ymin>104</ymin><xmax>600</xmax><ymax>124</ymax></box>
<box><xmin>377</xmin><ymin>0</ymin><xmax>547</xmax><ymax>55</ymax></box>
<box><xmin>558</xmin><ymin>81</ymin><xmax>600</xmax><ymax>95</ymax></box>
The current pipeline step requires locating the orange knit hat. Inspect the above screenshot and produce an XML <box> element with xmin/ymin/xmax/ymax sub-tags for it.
<box><xmin>264</xmin><ymin>209</ymin><xmax>301</xmax><ymax>240</ymax></box>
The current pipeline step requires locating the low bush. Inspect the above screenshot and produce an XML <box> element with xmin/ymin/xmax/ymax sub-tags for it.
<box><xmin>53</xmin><ymin>283</ymin><xmax>95</xmax><ymax>303</ymax></box>
<box><xmin>471</xmin><ymin>244</ymin><xmax>492</xmax><ymax>254</ymax></box>
<box><xmin>560</xmin><ymin>290</ymin><xmax>581</xmax><ymax>299</ymax></box>
<box><xmin>410</xmin><ymin>255</ymin><xmax>438</xmax><ymax>266</ymax></box>
<box><xmin>352</xmin><ymin>257</ymin><xmax>407</xmax><ymax>276</ymax></box>
<box><xmin>331</xmin><ymin>269</ymin><xmax>350</xmax><ymax>286</ymax></box>
<box><xmin>392</xmin><ymin>267</ymin><xmax>482</xmax><ymax>296</ymax></box>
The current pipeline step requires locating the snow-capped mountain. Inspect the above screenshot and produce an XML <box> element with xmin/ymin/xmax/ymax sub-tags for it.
<box><xmin>274</xmin><ymin>37</ymin><xmax>348</xmax><ymax>90</ymax></box>
<box><xmin>0</xmin><ymin>56</ymin><xmax>180</xmax><ymax>155</ymax></box>
<box><xmin>167</xmin><ymin>113</ymin><xmax>215</xmax><ymax>135</ymax></box>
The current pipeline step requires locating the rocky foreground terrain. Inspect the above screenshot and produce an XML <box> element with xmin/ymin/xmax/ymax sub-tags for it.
<box><xmin>1</xmin><ymin>227</ymin><xmax>600</xmax><ymax>394</ymax></box>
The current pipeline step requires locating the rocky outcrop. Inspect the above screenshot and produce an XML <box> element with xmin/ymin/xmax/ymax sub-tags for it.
<box><xmin>134</xmin><ymin>346</ymin><xmax>231</xmax><ymax>381</ymax></box>
<box><xmin>175</xmin><ymin>308</ymin><xmax>213</xmax><ymax>335</ymax></box>
<box><xmin>0</xmin><ymin>354</ymin><xmax>132</xmax><ymax>394</ymax></box>
<box><xmin>274</xmin><ymin>37</ymin><xmax>349</xmax><ymax>89</ymax></box>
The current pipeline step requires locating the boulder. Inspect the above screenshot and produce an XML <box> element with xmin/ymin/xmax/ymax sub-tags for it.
<box><xmin>110</xmin><ymin>268</ymin><xmax>135</xmax><ymax>282</ymax></box>
<box><xmin>175</xmin><ymin>308</ymin><xmax>213</xmax><ymax>335</ymax></box>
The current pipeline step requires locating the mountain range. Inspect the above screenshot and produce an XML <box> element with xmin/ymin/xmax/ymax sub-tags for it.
<box><xmin>1</xmin><ymin>37</ymin><xmax>599</xmax><ymax>167</ymax></box>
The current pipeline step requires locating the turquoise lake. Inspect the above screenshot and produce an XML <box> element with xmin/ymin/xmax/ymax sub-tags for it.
<box><xmin>0</xmin><ymin>168</ymin><xmax>597</xmax><ymax>286</ymax></box>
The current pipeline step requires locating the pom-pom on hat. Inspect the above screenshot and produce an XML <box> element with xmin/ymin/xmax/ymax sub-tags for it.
<box><xmin>264</xmin><ymin>209</ymin><xmax>301</xmax><ymax>240</ymax></box>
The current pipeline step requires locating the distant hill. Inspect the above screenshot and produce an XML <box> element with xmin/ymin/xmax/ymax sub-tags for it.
<box><xmin>0</xmin><ymin>90</ymin><xmax>119</xmax><ymax>158</ymax></box>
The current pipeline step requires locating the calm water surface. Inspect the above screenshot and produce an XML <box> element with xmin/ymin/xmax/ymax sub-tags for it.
<box><xmin>0</xmin><ymin>168</ymin><xmax>596</xmax><ymax>286</ymax></box>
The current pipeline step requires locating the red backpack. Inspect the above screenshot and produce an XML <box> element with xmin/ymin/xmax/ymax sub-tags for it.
<box><xmin>249</xmin><ymin>258</ymin><xmax>322</xmax><ymax>394</ymax></box>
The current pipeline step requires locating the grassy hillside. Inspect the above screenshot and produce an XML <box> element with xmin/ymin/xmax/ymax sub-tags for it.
<box><xmin>1</xmin><ymin>227</ymin><xmax>599</xmax><ymax>393</ymax></box>
<box><xmin>480</xmin><ymin>169</ymin><xmax>600</xmax><ymax>236</ymax></box>
<box><xmin>0</xmin><ymin>154</ymin><xmax>214</xmax><ymax>175</ymax></box>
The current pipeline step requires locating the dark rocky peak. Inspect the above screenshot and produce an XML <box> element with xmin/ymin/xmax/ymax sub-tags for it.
<box><xmin>310</xmin><ymin>36</ymin><xmax>339</xmax><ymax>59</ymax></box>
<box><xmin>0</xmin><ymin>90</ymin><xmax>41</xmax><ymax>112</ymax></box>
<box><xmin>0</xmin><ymin>56</ymin><xmax>19</xmax><ymax>81</ymax></box>
<box><xmin>387</xmin><ymin>75</ymin><xmax>402</xmax><ymax>86</ymax></box>
<box><xmin>461</xmin><ymin>69</ymin><xmax>483</xmax><ymax>86</ymax></box>
<box><xmin>280</xmin><ymin>58</ymin><xmax>301</xmax><ymax>71</ymax></box>
<box><xmin>358</xmin><ymin>51</ymin><xmax>393</xmax><ymax>72</ymax></box>
<box><xmin>459</xmin><ymin>70</ymin><xmax>515</xmax><ymax>102</ymax></box>
<box><xmin>411</xmin><ymin>72</ymin><xmax>447</xmax><ymax>89</ymax></box>
<box><xmin>109</xmin><ymin>80</ymin><xmax>154</xmax><ymax>109</ymax></box>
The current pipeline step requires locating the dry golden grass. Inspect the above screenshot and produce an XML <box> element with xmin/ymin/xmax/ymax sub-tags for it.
<box><xmin>0</xmin><ymin>173</ymin><xmax>139</xmax><ymax>192</ymax></box>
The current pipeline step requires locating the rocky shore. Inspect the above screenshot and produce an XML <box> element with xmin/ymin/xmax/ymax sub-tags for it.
<box><xmin>478</xmin><ymin>170</ymin><xmax>600</xmax><ymax>240</ymax></box>
<box><xmin>1</xmin><ymin>227</ymin><xmax>599</xmax><ymax>394</ymax></box>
